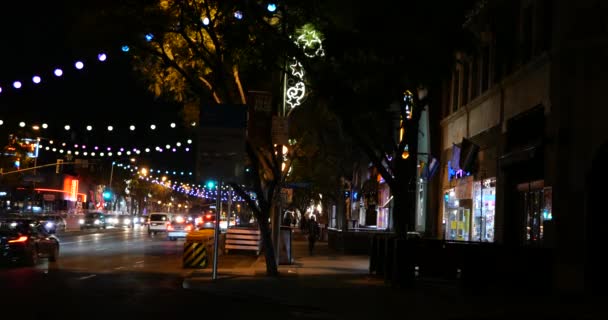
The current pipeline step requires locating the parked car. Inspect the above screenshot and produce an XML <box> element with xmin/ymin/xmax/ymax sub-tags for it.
<box><xmin>79</xmin><ymin>212</ymin><xmax>108</xmax><ymax>230</ymax></box>
<box><xmin>0</xmin><ymin>218</ymin><xmax>60</xmax><ymax>266</ymax></box>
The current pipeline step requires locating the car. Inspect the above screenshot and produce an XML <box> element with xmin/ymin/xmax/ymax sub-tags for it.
<box><xmin>0</xmin><ymin>218</ymin><xmax>60</xmax><ymax>266</ymax></box>
<box><xmin>147</xmin><ymin>213</ymin><xmax>171</xmax><ymax>235</ymax></box>
<box><xmin>200</xmin><ymin>213</ymin><xmax>216</xmax><ymax>229</ymax></box>
<box><xmin>105</xmin><ymin>214</ymin><xmax>132</xmax><ymax>228</ymax></box>
<box><xmin>79</xmin><ymin>212</ymin><xmax>108</xmax><ymax>230</ymax></box>
<box><xmin>37</xmin><ymin>214</ymin><xmax>67</xmax><ymax>234</ymax></box>
<box><xmin>167</xmin><ymin>215</ymin><xmax>194</xmax><ymax>241</ymax></box>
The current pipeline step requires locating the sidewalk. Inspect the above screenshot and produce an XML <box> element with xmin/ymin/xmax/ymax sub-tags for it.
<box><xmin>182</xmin><ymin>232</ymin><xmax>604</xmax><ymax>319</ymax></box>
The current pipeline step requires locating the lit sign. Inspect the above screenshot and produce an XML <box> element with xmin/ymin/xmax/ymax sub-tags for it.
<box><xmin>0</xmin><ymin>191</ymin><xmax>7</xmax><ymax>196</ymax></box>
<box><xmin>448</xmin><ymin>161</ymin><xmax>470</xmax><ymax>181</ymax></box>
<box><xmin>63</xmin><ymin>177</ymin><xmax>80</xmax><ymax>201</ymax></box>
<box><xmin>70</xmin><ymin>179</ymin><xmax>79</xmax><ymax>202</ymax></box>
<box><xmin>4</xmin><ymin>136</ymin><xmax>39</xmax><ymax>158</ymax></box>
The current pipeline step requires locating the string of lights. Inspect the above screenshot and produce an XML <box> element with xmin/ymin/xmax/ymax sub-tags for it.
<box><xmin>0</xmin><ymin>120</ymin><xmax>197</xmax><ymax>132</ymax></box>
<box><xmin>0</xmin><ymin>2</ymin><xmax>282</xmax><ymax>97</ymax></box>
<box><xmin>37</xmin><ymin>139</ymin><xmax>192</xmax><ymax>158</ymax></box>
<box><xmin>114</xmin><ymin>163</ymin><xmax>251</xmax><ymax>202</ymax></box>
<box><xmin>113</xmin><ymin>161</ymin><xmax>194</xmax><ymax>177</ymax></box>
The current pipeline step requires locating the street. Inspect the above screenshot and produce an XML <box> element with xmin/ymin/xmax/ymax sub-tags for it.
<box><xmin>1</xmin><ymin>227</ymin><xmax>605</xmax><ymax>320</ymax></box>
<box><xmin>0</xmin><ymin>227</ymin><xmax>289</xmax><ymax>319</ymax></box>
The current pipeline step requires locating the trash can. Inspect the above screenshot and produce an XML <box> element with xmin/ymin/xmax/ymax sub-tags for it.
<box><xmin>279</xmin><ymin>226</ymin><xmax>293</xmax><ymax>265</ymax></box>
<box><xmin>183</xmin><ymin>230</ymin><xmax>214</xmax><ymax>268</ymax></box>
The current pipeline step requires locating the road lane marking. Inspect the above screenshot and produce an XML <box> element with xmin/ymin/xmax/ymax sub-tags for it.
<box><xmin>78</xmin><ymin>274</ymin><xmax>97</xmax><ymax>280</ymax></box>
<box><xmin>114</xmin><ymin>266</ymin><xmax>126</xmax><ymax>270</ymax></box>
<box><xmin>135</xmin><ymin>260</ymin><xmax>144</xmax><ymax>264</ymax></box>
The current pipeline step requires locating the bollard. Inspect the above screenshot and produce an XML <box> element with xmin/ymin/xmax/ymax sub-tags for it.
<box><xmin>182</xmin><ymin>230</ymin><xmax>214</xmax><ymax>268</ymax></box>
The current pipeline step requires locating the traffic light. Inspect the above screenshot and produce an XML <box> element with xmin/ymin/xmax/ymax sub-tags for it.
<box><xmin>206</xmin><ymin>180</ymin><xmax>216</xmax><ymax>189</ymax></box>
<box><xmin>103</xmin><ymin>189</ymin><xmax>112</xmax><ymax>200</ymax></box>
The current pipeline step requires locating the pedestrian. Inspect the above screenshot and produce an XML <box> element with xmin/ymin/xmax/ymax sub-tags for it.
<box><xmin>282</xmin><ymin>210</ymin><xmax>292</xmax><ymax>226</ymax></box>
<box><xmin>307</xmin><ymin>215</ymin><xmax>319</xmax><ymax>256</ymax></box>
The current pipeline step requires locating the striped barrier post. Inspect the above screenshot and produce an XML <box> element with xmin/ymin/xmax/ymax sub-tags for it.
<box><xmin>183</xmin><ymin>241</ymin><xmax>209</xmax><ymax>268</ymax></box>
<box><xmin>182</xmin><ymin>230</ymin><xmax>215</xmax><ymax>268</ymax></box>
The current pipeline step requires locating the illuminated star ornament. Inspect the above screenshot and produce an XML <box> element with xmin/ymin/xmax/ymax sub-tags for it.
<box><xmin>295</xmin><ymin>29</ymin><xmax>325</xmax><ymax>58</ymax></box>
<box><xmin>285</xmin><ymin>25</ymin><xmax>324</xmax><ymax>110</ymax></box>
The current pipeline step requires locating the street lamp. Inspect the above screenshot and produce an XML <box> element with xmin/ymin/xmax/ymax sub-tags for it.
<box><xmin>109</xmin><ymin>161</ymin><xmax>116</xmax><ymax>187</ymax></box>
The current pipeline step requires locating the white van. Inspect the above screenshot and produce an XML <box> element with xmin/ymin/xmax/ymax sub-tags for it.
<box><xmin>147</xmin><ymin>213</ymin><xmax>171</xmax><ymax>235</ymax></box>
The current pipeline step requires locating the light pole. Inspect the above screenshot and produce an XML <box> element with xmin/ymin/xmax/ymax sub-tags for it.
<box><xmin>109</xmin><ymin>161</ymin><xmax>115</xmax><ymax>188</ymax></box>
<box><xmin>212</xmin><ymin>178</ymin><xmax>222</xmax><ymax>280</ymax></box>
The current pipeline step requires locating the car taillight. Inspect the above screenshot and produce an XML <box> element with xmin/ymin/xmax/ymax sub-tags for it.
<box><xmin>167</xmin><ymin>224</ymin><xmax>174</xmax><ymax>231</ymax></box>
<box><xmin>8</xmin><ymin>236</ymin><xmax>28</xmax><ymax>243</ymax></box>
<box><xmin>185</xmin><ymin>225</ymin><xmax>193</xmax><ymax>231</ymax></box>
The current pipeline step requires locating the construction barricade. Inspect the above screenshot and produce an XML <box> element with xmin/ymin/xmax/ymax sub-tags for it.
<box><xmin>225</xmin><ymin>227</ymin><xmax>262</xmax><ymax>255</ymax></box>
<box><xmin>183</xmin><ymin>229</ymin><xmax>215</xmax><ymax>268</ymax></box>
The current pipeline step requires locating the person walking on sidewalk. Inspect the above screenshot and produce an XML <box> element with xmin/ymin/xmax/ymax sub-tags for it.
<box><xmin>307</xmin><ymin>215</ymin><xmax>319</xmax><ymax>256</ymax></box>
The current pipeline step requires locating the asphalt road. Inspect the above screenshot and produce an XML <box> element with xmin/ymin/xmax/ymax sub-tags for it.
<box><xmin>0</xmin><ymin>227</ymin><xmax>295</xmax><ymax>319</ymax></box>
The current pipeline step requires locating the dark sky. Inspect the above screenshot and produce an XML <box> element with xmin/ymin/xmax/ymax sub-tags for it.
<box><xmin>0</xmin><ymin>2</ymin><xmax>196</xmax><ymax>176</ymax></box>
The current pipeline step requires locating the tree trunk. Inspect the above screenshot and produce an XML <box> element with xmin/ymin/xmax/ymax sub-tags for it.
<box><xmin>392</xmin><ymin>186</ymin><xmax>416</xmax><ymax>236</ymax></box>
<box><xmin>258</xmin><ymin>210</ymin><xmax>278</xmax><ymax>276</ymax></box>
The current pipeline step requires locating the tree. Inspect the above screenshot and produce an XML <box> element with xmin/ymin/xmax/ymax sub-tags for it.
<box><xmin>71</xmin><ymin>0</ymin><xmax>315</xmax><ymax>276</ymax></box>
<box><xmin>299</xmin><ymin>0</ymin><xmax>477</xmax><ymax>236</ymax></box>
<box><xmin>287</xmin><ymin>100</ymin><xmax>361</xmax><ymax>229</ymax></box>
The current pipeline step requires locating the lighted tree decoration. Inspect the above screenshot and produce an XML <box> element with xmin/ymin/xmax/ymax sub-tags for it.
<box><xmin>78</xmin><ymin>0</ymin><xmax>322</xmax><ymax>276</ymax></box>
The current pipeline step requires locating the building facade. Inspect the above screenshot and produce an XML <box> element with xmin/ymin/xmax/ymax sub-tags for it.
<box><xmin>439</xmin><ymin>0</ymin><xmax>608</xmax><ymax>292</ymax></box>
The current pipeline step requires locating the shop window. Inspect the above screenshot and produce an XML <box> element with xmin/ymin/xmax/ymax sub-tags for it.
<box><xmin>517</xmin><ymin>180</ymin><xmax>551</xmax><ymax>245</ymax></box>
<box><xmin>472</xmin><ymin>178</ymin><xmax>496</xmax><ymax>242</ymax></box>
<box><xmin>443</xmin><ymin>188</ymin><xmax>472</xmax><ymax>241</ymax></box>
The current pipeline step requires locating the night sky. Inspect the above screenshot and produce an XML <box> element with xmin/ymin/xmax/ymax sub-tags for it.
<box><xmin>0</xmin><ymin>2</ymin><xmax>196</xmax><ymax>174</ymax></box>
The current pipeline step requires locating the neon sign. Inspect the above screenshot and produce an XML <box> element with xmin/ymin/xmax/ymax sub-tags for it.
<box><xmin>448</xmin><ymin>161</ymin><xmax>470</xmax><ymax>181</ymax></box>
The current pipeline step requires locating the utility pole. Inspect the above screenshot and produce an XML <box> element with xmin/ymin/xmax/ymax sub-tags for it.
<box><xmin>212</xmin><ymin>178</ymin><xmax>222</xmax><ymax>280</ymax></box>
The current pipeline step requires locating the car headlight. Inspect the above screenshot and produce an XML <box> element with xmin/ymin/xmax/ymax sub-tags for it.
<box><xmin>45</xmin><ymin>222</ymin><xmax>54</xmax><ymax>228</ymax></box>
<box><xmin>79</xmin><ymin>219</ymin><xmax>84</xmax><ymax>224</ymax></box>
<box><xmin>123</xmin><ymin>218</ymin><xmax>130</xmax><ymax>224</ymax></box>
<box><xmin>94</xmin><ymin>219</ymin><xmax>100</xmax><ymax>225</ymax></box>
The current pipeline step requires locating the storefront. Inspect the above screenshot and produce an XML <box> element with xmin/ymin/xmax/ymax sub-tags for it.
<box><xmin>442</xmin><ymin>175</ymin><xmax>474</xmax><ymax>241</ymax></box>
<box><xmin>377</xmin><ymin>182</ymin><xmax>391</xmax><ymax>230</ymax></box>
<box><xmin>472</xmin><ymin>178</ymin><xmax>496</xmax><ymax>242</ymax></box>
<box><xmin>516</xmin><ymin>180</ymin><xmax>552</xmax><ymax>245</ymax></box>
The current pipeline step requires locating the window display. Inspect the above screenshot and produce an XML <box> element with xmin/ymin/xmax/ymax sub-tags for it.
<box><xmin>443</xmin><ymin>188</ymin><xmax>472</xmax><ymax>241</ymax></box>
<box><xmin>472</xmin><ymin>178</ymin><xmax>496</xmax><ymax>242</ymax></box>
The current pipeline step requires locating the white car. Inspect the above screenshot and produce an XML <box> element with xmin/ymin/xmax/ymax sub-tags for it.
<box><xmin>147</xmin><ymin>213</ymin><xmax>170</xmax><ymax>235</ymax></box>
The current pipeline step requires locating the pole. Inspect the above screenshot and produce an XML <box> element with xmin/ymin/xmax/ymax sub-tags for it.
<box><xmin>226</xmin><ymin>188</ymin><xmax>232</xmax><ymax>230</ymax></box>
<box><xmin>109</xmin><ymin>162</ymin><xmax>115</xmax><ymax>187</ymax></box>
<box><xmin>31</xmin><ymin>139</ymin><xmax>39</xmax><ymax>213</ymax></box>
<box><xmin>212</xmin><ymin>179</ymin><xmax>221</xmax><ymax>280</ymax></box>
